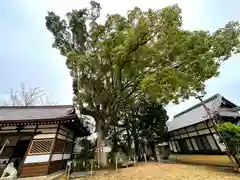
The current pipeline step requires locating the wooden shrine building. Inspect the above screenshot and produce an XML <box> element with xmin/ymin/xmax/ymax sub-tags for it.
<box><xmin>167</xmin><ymin>94</ymin><xmax>240</xmax><ymax>166</ymax></box>
<box><xmin>0</xmin><ymin>105</ymin><xmax>89</xmax><ymax>178</ymax></box>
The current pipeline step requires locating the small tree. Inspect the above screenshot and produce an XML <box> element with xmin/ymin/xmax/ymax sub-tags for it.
<box><xmin>217</xmin><ymin>122</ymin><xmax>240</xmax><ymax>168</ymax></box>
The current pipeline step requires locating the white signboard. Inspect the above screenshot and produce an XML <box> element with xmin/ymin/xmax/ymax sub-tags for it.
<box><xmin>103</xmin><ymin>146</ymin><xmax>111</xmax><ymax>152</ymax></box>
<box><xmin>95</xmin><ymin>146</ymin><xmax>111</xmax><ymax>152</ymax></box>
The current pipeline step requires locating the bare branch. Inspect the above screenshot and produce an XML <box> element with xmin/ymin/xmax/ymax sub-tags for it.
<box><xmin>1</xmin><ymin>83</ymin><xmax>58</xmax><ymax>106</ymax></box>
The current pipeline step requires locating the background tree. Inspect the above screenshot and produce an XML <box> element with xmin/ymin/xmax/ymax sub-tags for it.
<box><xmin>1</xmin><ymin>83</ymin><xmax>58</xmax><ymax>106</ymax></box>
<box><xmin>45</xmin><ymin>1</ymin><xmax>240</xmax><ymax>166</ymax></box>
<box><xmin>138</xmin><ymin>102</ymin><xmax>169</xmax><ymax>160</ymax></box>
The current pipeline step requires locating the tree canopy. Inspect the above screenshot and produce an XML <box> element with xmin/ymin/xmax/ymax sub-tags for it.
<box><xmin>45</xmin><ymin>1</ymin><xmax>240</xmax><ymax>166</ymax></box>
<box><xmin>138</xmin><ymin>102</ymin><xmax>169</xmax><ymax>142</ymax></box>
<box><xmin>46</xmin><ymin>1</ymin><xmax>240</xmax><ymax>108</ymax></box>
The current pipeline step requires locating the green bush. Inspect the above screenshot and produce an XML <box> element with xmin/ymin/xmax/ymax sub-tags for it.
<box><xmin>217</xmin><ymin>122</ymin><xmax>240</xmax><ymax>155</ymax></box>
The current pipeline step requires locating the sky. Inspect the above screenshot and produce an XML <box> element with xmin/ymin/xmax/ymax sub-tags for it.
<box><xmin>0</xmin><ymin>0</ymin><xmax>240</xmax><ymax>120</ymax></box>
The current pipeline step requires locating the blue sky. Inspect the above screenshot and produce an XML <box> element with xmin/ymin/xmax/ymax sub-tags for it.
<box><xmin>0</xmin><ymin>0</ymin><xmax>240</xmax><ymax>120</ymax></box>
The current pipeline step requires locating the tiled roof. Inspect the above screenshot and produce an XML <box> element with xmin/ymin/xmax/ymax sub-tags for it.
<box><xmin>167</xmin><ymin>94</ymin><xmax>237</xmax><ymax>132</ymax></box>
<box><xmin>0</xmin><ymin>105</ymin><xmax>75</xmax><ymax>121</ymax></box>
<box><xmin>218</xmin><ymin>109</ymin><xmax>240</xmax><ymax>117</ymax></box>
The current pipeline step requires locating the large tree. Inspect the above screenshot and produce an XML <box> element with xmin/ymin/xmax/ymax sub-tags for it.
<box><xmin>45</xmin><ymin>1</ymin><xmax>240</xmax><ymax>166</ymax></box>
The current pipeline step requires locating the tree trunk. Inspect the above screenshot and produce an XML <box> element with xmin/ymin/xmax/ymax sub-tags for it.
<box><xmin>126</xmin><ymin>129</ymin><xmax>132</xmax><ymax>156</ymax></box>
<box><xmin>96</xmin><ymin>122</ymin><xmax>108</xmax><ymax>168</ymax></box>
<box><xmin>133</xmin><ymin>136</ymin><xmax>140</xmax><ymax>160</ymax></box>
<box><xmin>149</xmin><ymin>142</ymin><xmax>157</xmax><ymax>162</ymax></box>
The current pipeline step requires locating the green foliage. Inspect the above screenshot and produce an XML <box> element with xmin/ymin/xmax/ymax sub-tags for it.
<box><xmin>217</xmin><ymin>122</ymin><xmax>240</xmax><ymax>155</ymax></box>
<box><xmin>45</xmin><ymin>1</ymin><xmax>240</xmax><ymax>134</ymax></box>
<box><xmin>217</xmin><ymin>122</ymin><xmax>240</xmax><ymax>144</ymax></box>
<box><xmin>138</xmin><ymin>102</ymin><xmax>169</xmax><ymax>143</ymax></box>
<box><xmin>75</xmin><ymin>138</ymin><xmax>95</xmax><ymax>159</ymax></box>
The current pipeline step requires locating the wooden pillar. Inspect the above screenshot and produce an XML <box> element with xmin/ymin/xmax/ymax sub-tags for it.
<box><xmin>47</xmin><ymin>124</ymin><xmax>60</xmax><ymax>175</ymax></box>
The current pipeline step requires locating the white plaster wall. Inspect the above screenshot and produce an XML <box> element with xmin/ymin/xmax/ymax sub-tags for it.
<box><xmin>185</xmin><ymin>139</ymin><xmax>193</xmax><ymax>150</ymax></box>
<box><xmin>190</xmin><ymin>138</ymin><xmax>199</xmax><ymax>150</ymax></box>
<box><xmin>198</xmin><ymin>129</ymin><xmax>210</xmax><ymax>135</ymax></box>
<box><xmin>21</xmin><ymin>129</ymin><xmax>35</xmax><ymax>132</ymax></box>
<box><xmin>213</xmin><ymin>134</ymin><xmax>227</xmax><ymax>151</ymax></box>
<box><xmin>59</xmin><ymin>129</ymin><xmax>67</xmax><ymax>135</ymax></box>
<box><xmin>25</xmin><ymin>125</ymin><xmax>37</xmax><ymax>129</ymax></box>
<box><xmin>57</xmin><ymin>134</ymin><xmax>66</xmax><ymax>140</ymax></box>
<box><xmin>206</xmin><ymin>135</ymin><xmax>218</xmax><ymax>150</ymax></box>
<box><xmin>209</xmin><ymin>127</ymin><xmax>216</xmax><ymax>133</ymax></box>
<box><xmin>34</xmin><ymin>134</ymin><xmax>55</xmax><ymax>139</ymax></box>
<box><xmin>24</xmin><ymin>155</ymin><xmax>50</xmax><ymax>163</ymax></box>
<box><xmin>63</xmin><ymin>154</ymin><xmax>71</xmax><ymax>160</ymax></box>
<box><xmin>186</xmin><ymin>126</ymin><xmax>195</xmax><ymax>132</ymax></box>
<box><xmin>180</xmin><ymin>133</ymin><xmax>188</xmax><ymax>138</ymax></box>
<box><xmin>51</xmin><ymin>154</ymin><xmax>63</xmax><ymax>161</ymax></box>
<box><xmin>188</xmin><ymin>131</ymin><xmax>198</xmax><ymax>137</ymax></box>
<box><xmin>0</xmin><ymin>130</ymin><xmax>17</xmax><ymax>133</ymax></box>
<box><xmin>171</xmin><ymin>141</ymin><xmax>177</xmax><ymax>152</ymax></box>
<box><xmin>195</xmin><ymin>122</ymin><xmax>206</xmax><ymax>130</ymax></box>
<box><xmin>1</xmin><ymin>126</ymin><xmax>17</xmax><ymax>130</ymax></box>
<box><xmin>174</xmin><ymin>136</ymin><xmax>180</xmax><ymax>139</ymax></box>
<box><xmin>67</xmin><ymin>138</ymin><xmax>73</xmax><ymax>142</ymax></box>
<box><xmin>37</xmin><ymin>128</ymin><xmax>57</xmax><ymax>133</ymax></box>
<box><xmin>169</xmin><ymin>142</ymin><xmax>173</xmax><ymax>151</ymax></box>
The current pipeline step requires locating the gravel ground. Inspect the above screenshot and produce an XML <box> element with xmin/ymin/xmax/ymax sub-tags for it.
<box><xmin>75</xmin><ymin>163</ymin><xmax>239</xmax><ymax>180</ymax></box>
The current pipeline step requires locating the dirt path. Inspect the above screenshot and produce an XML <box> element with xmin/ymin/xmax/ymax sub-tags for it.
<box><xmin>78</xmin><ymin>163</ymin><xmax>239</xmax><ymax>180</ymax></box>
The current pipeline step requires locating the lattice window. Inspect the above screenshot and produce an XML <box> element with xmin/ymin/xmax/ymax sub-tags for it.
<box><xmin>28</xmin><ymin>139</ymin><xmax>54</xmax><ymax>155</ymax></box>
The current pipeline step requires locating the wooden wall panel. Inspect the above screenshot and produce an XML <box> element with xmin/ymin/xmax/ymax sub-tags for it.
<box><xmin>20</xmin><ymin>162</ymin><xmax>48</xmax><ymax>177</ymax></box>
<box><xmin>48</xmin><ymin>159</ymin><xmax>67</xmax><ymax>174</ymax></box>
<box><xmin>34</xmin><ymin>134</ymin><xmax>55</xmax><ymax>139</ymax></box>
<box><xmin>64</xmin><ymin>142</ymin><xmax>73</xmax><ymax>153</ymax></box>
<box><xmin>54</xmin><ymin>139</ymin><xmax>65</xmax><ymax>153</ymax></box>
<box><xmin>0</xmin><ymin>147</ymin><xmax>13</xmax><ymax>158</ymax></box>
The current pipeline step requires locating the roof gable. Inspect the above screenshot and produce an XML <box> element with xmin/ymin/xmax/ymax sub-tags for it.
<box><xmin>173</xmin><ymin>94</ymin><xmax>220</xmax><ymax>119</ymax></box>
<box><xmin>167</xmin><ymin>94</ymin><xmax>237</xmax><ymax>132</ymax></box>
